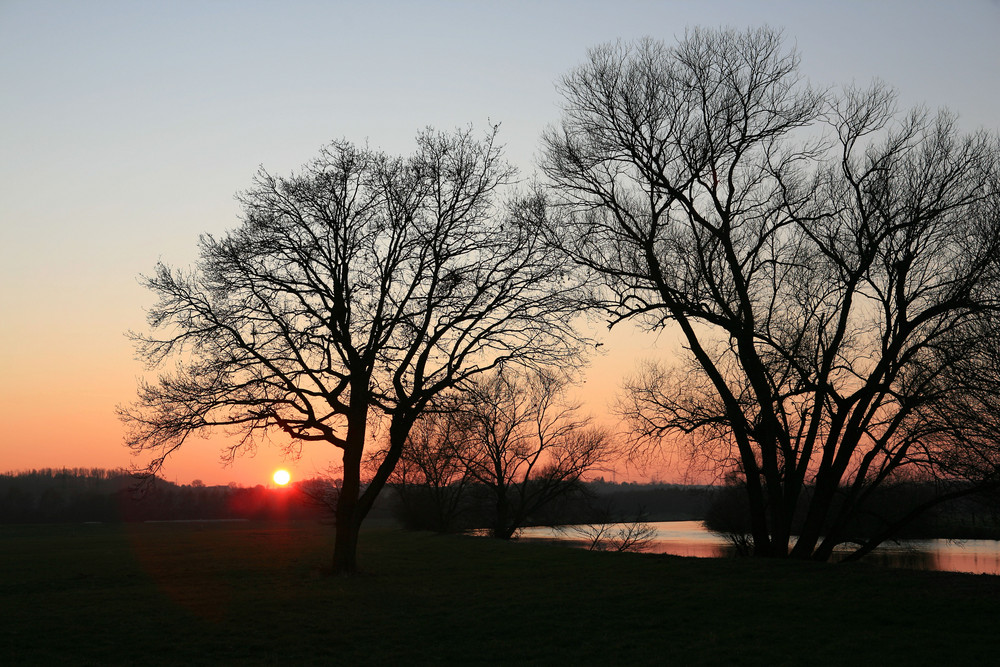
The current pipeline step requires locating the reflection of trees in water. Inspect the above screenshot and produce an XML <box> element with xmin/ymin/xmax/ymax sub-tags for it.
<box><xmin>647</xmin><ymin>542</ymin><xmax>736</xmax><ymax>560</ymax></box>
<box><xmin>930</xmin><ymin>543</ymin><xmax>1000</xmax><ymax>576</ymax></box>
<box><xmin>842</xmin><ymin>548</ymin><xmax>937</xmax><ymax>572</ymax></box>
<box><xmin>523</xmin><ymin>522</ymin><xmax>1000</xmax><ymax>574</ymax></box>
<box><xmin>835</xmin><ymin>540</ymin><xmax>1000</xmax><ymax>574</ymax></box>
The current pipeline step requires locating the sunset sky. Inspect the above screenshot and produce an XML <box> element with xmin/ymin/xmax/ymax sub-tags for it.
<box><xmin>2</xmin><ymin>0</ymin><xmax>998</xmax><ymax>487</ymax></box>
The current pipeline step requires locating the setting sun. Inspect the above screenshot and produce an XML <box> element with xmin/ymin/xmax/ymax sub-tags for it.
<box><xmin>272</xmin><ymin>469</ymin><xmax>291</xmax><ymax>486</ymax></box>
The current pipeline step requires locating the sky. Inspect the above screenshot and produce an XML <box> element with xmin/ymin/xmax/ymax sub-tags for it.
<box><xmin>2</xmin><ymin>0</ymin><xmax>999</xmax><ymax>487</ymax></box>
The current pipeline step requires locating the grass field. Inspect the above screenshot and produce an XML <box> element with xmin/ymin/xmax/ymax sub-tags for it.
<box><xmin>3</xmin><ymin>521</ymin><xmax>999</xmax><ymax>665</ymax></box>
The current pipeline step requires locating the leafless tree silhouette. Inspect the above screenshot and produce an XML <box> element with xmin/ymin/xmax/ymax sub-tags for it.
<box><xmin>542</xmin><ymin>27</ymin><xmax>1000</xmax><ymax>560</ymax></box>
<box><xmin>566</xmin><ymin>505</ymin><xmax>657</xmax><ymax>553</ymax></box>
<box><xmin>386</xmin><ymin>410</ymin><xmax>472</xmax><ymax>532</ymax></box>
<box><xmin>450</xmin><ymin>368</ymin><xmax>613</xmax><ymax>539</ymax></box>
<box><xmin>120</xmin><ymin>126</ymin><xmax>588</xmax><ymax>573</ymax></box>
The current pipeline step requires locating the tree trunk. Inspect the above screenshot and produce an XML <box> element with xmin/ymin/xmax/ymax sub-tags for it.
<box><xmin>494</xmin><ymin>488</ymin><xmax>513</xmax><ymax>539</ymax></box>
<box><xmin>331</xmin><ymin>388</ymin><xmax>370</xmax><ymax>575</ymax></box>
<box><xmin>790</xmin><ymin>476</ymin><xmax>838</xmax><ymax>559</ymax></box>
<box><xmin>742</xmin><ymin>475</ymin><xmax>773</xmax><ymax>556</ymax></box>
<box><xmin>332</xmin><ymin>442</ymin><xmax>363</xmax><ymax>574</ymax></box>
<box><xmin>331</xmin><ymin>409</ymin><xmax>418</xmax><ymax>574</ymax></box>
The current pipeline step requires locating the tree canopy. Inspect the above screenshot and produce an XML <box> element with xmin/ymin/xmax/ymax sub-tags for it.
<box><xmin>121</xmin><ymin>126</ymin><xmax>588</xmax><ymax>572</ymax></box>
<box><xmin>121</xmin><ymin>27</ymin><xmax>1000</xmax><ymax>567</ymax></box>
<box><xmin>542</xmin><ymin>27</ymin><xmax>1000</xmax><ymax>559</ymax></box>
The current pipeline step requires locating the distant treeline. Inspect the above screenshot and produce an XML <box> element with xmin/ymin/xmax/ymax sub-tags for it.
<box><xmin>704</xmin><ymin>480</ymin><xmax>1000</xmax><ymax>542</ymax></box>
<box><xmin>0</xmin><ymin>468</ymin><xmax>330</xmax><ymax>523</ymax></box>
<box><xmin>388</xmin><ymin>476</ymin><xmax>1000</xmax><ymax>541</ymax></box>
<box><xmin>586</xmin><ymin>478</ymin><xmax>1000</xmax><ymax>541</ymax></box>
<box><xmin>6</xmin><ymin>468</ymin><xmax>997</xmax><ymax>541</ymax></box>
<box><xmin>585</xmin><ymin>479</ymin><xmax>714</xmax><ymax>521</ymax></box>
<box><xmin>386</xmin><ymin>478</ymin><xmax>717</xmax><ymax>533</ymax></box>
<box><xmin>0</xmin><ymin>467</ymin><xmax>712</xmax><ymax>526</ymax></box>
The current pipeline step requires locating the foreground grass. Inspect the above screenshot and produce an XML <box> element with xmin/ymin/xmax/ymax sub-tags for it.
<box><xmin>2</xmin><ymin>521</ymin><xmax>999</xmax><ymax>665</ymax></box>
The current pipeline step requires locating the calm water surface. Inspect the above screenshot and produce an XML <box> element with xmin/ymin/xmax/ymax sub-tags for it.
<box><xmin>518</xmin><ymin>520</ymin><xmax>1000</xmax><ymax>576</ymax></box>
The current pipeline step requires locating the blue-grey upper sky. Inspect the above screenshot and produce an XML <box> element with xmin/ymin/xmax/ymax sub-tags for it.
<box><xmin>1</xmin><ymin>0</ymin><xmax>998</xmax><ymax>483</ymax></box>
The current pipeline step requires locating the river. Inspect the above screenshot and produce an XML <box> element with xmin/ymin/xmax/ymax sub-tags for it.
<box><xmin>517</xmin><ymin>520</ymin><xmax>1000</xmax><ymax>576</ymax></box>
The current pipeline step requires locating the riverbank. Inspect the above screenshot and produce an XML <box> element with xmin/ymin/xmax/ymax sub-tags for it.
<box><xmin>521</xmin><ymin>520</ymin><xmax>1000</xmax><ymax>575</ymax></box>
<box><xmin>3</xmin><ymin>521</ymin><xmax>999</xmax><ymax>664</ymax></box>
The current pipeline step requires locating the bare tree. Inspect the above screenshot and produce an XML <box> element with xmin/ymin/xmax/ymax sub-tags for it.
<box><xmin>386</xmin><ymin>410</ymin><xmax>472</xmax><ymax>532</ymax></box>
<box><xmin>120</xmin><ymin>126</ymin><xmax>587</xmax><ymax>573</ymax></box>
<box><xmin>294</xmin><ymin>475</ymin><xmax>341</xmax><ymax>521</ymax></box>
<box><xmin>566</xmin><ymin>505</ymin><xmax>657</xmax><ymax>553</ymax></box>
<box><xmin>542</xmin><ymin>27</ymin><xmax>1000</xmax><ymax>560</ymax></box>
<box><xmin>450</xmin><ymin>368</ymin><xmax>613</xmax><ymax>539</ymax></box>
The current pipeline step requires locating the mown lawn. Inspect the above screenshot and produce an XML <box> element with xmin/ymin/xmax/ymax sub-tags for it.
<box><xmin>2</xmin><ymin>521</ymin><xmax>999</xmax><ymax>665</ymax></box>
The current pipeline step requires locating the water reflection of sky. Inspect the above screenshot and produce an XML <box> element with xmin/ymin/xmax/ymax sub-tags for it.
<box><xmin>518</xmin><ymin>521</ymin><xmax>1000</xmax><ymax>576</ymax></box>
<box><xmin>853</xmin><ymin>539</ymin><xmax>1000</xmax><ymax>576</ymax></box>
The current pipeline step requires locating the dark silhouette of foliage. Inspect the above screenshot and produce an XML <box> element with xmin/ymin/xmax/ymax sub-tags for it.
<box><xmin>0</xmin><ymin>468</ymin><xmax>333</xmax><ymax>523</ymax></box>
<box><xmin>585</xmin><ymin>479</ymin><xmax>714</xmax><ymax>521</ymax></box>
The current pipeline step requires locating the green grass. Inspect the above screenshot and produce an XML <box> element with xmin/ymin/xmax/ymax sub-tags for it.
<box><xmin>3</xmin><ymin>521</ymin><xmax>999</xmax><ymax>665</ymax></box>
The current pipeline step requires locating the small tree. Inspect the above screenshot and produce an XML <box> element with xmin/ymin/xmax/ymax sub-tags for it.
<box><xmin>451</xmin><ymin>368</ymin><xmax>613</xmax><ymax>539</ymax></box>
<box><xmin>703</xmin><ymin>474</ymin><xmax>755</xmax><ymax>556</ymax></box>
<box><xmin>566</xmin><ymin>504</ymin><xmax>657</xmax><ymax>553</ymax></box>
<box><xmin>294</xmin><ymin>475</ymin><xmax>341</xmax><ymax>520</ymax></box>
<box><xmin>121</xmin><ymin>126</ymin><xmax>587</xmax><ymax>573</ymax></box>
<box><xmin>387</xmin><ymin>411</ymin><xmax>472</xmax><ymax>532</ymax></box>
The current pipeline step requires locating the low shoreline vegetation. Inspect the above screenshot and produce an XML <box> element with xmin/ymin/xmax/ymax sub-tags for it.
<box><xmin>6</xmin><ymin>468</ymin><xmax>1000</xmax><ymax>543</ymax></box>
<box><xmin>3</xmin><ymin>521</ymin><xmax>999</xmax><ymax>665</ymax></box>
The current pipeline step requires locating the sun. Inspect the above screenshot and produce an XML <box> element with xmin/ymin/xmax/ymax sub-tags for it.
<box><xmin>272</xmin><ymin>469</ymin><xmax>291</xmax><ymax>486</ymax></box>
